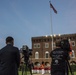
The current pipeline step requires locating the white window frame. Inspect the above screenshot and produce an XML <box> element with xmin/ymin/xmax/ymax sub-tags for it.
<box><xmin>53</xmin><ymin>42</ymin><xmax>56</xmax><ymax>47</ymax></box>
<box><xmin>34</xmin><ymin>43</ymin><xmax>40</xmax><ymax>48</ymax></box>
<box><xmin>45</xmin><ymin>43</ymin><xmax>49</xmax><ymax>48</ymax></box>
<box><xmin>34</xmin><ymin>44</ymin><xmax>37</xmax><ymax>48</ymax></box>
<box><xmin>35</xmin><ymin>52</ymin><xmax>39</xmax><ymax>59</ymax></box>
<box><xmin>71</xmin><ymin>50</ymin><xmax>75</xmax><ymax>58</ymax></box>
<box><xmin>71</xmin><ymin>41</ymin><xmax>75</xmax><ymax>46</ymax></box>
<box><xmin>45</xmin><ymin>51</ymin><xmax>49</xmax><ymax>58</ymax></box>
<box><xmin>37</xmin><ymin>43</ymin><xmax>40</xmax><ymax>48</ymax></box>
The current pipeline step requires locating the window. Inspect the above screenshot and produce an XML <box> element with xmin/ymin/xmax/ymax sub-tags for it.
<box><xmin>35</xmin><ymin>52</ymin><xmax>39</xmax><ymax>59</ymax></box>
<box><xmin>45</xmin><ymin>43</ymin><xmax>49</xmax><ymax>48</ymax></box>
<box><xmin>45</xmin><ymin>51</ymin><xmax>49</xmax><ymax>58</ymax></box>
<box><xmin>37</xmin><ymin>43</ymin><xmax>40</xmax><ymax>48</ymax></box>
<box><xmin>70</xmin><ymin>50</ymin><xmax>75</xmax><ymax>58</ymax></box>
<box><xmin>53</xmin><ymin>42</ymin><xmax>56</xmax><ymax>47</ymax></box>
<box><xmin>34</xmin><ymin>43</ymin><xmax>40</xmax><ymax>48</ymax></box>
<box><xmin>71</xmin><ymin>41</ymin><xmax>75</xmax><ymax>46</ymax></box>
<box><xmin>34</xmin><ymin>44</ymin><xmax>37</xmax><ymax>48</ymax></box>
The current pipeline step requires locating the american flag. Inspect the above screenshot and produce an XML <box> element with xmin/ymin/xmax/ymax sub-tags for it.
<box><xmin>50</xmin><ymin>3</ymin><xmax>57</xmax><ymax>14</ymax></box>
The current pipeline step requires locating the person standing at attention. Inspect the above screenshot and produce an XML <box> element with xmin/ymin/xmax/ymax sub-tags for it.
<box><xmin>0</xmin><ymin>36</ymin><xmax>20</xmax><ymax>75</ymax></box>
<box><xmin>41</xmin><ymin>61</ymin><xmax>45</xmax><ymax>75</ymax></box>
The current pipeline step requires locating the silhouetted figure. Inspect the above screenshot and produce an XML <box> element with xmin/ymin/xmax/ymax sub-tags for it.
<box><xmin>0</xmin><ymin>36</ymin><xmax>20</xmax><ymax>75</ymax></box>
<box><xmin>50</xmin><ymin>40</ymin><xmax>69</xmax><ymax>75</ymax></box>
<box><xmin>28</xmin><ymin>60</ymin><xmax>34</xmax><ymax>75</ymax></box>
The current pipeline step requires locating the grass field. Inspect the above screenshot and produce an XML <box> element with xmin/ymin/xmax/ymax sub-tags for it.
<box><xmin>69</xmin><ymin>72</ymin><xmax>76</xmax><ymax>75</ymax></box>
<box><xmin>18</xmin><ymin>71</ymin><xmax>76</xmax><ymax>75</ymax></box>
<box><xmin>18</xmin><ymin>71</ymin><xmax>31</xmax><ymax>75</ymax></box>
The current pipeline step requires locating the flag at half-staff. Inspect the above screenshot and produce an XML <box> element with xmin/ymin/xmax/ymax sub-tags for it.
<box><xmin>50</xmin><ymin>2</ymin><xmax>57</xmax><ymax>14</ymax></box>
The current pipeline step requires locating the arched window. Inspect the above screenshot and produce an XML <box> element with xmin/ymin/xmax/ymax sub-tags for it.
<box><xmin>71</xmin><ymin>50</ymin><xmax>75</xmax><ymax>58</ymax></box>
<box><xmin>45</xmin><ymin>51</ymin><xmax>49</xmax><ymax>58</ymax></box>
<box><xmin>45</xmin><ymin>62</ymin><xmax>50</xmax><ymax>66</ymax></box>
<box><xmin>35</xmin><ymin>52</ymin><xmax>39</xmax><ymax>59</ymax></box>
<box><xmin>34</xmin><ymin>62</ymin><xmax>40</xmax><ymax>66</ymax></box>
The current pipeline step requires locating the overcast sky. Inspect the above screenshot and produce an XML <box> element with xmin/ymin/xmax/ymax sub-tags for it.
<box><xmin>0</xmin><ymin>0</ymin><xmax>76</xmax><ymax>49</ymax></box>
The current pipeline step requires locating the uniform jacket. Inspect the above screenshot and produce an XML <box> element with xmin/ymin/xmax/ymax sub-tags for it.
<box><xmin>0</xmin><ymin>44</ymin><xmax>20</xmax><ymax>75</ymax></box>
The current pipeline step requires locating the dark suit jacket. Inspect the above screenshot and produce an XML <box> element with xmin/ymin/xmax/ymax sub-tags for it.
<box><xmin>0</xmin><ymin>44</ymin><xmax>20</xmax><ymax>75</ymax></box>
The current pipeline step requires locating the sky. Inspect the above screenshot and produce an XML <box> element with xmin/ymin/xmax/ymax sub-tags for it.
<box><xmin>0</xmin><ymin>0</ymin><xmax>76</xmax><ymax>49</ymax></box>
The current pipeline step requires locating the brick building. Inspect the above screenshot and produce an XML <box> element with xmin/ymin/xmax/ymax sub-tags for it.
<box><xmin>31</xmin><ymin>33</ymin><xmax>76</xmax><ymax>66</ymax></box>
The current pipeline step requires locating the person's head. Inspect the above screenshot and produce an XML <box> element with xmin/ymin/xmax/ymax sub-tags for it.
<box><xmin>42</xmin><ymin>61</ymin><xmax>44</xmax><ymax>64</ymax></box>
<box><xmin>6</xmin><ymin>36</ymin><xmax>14</xmax><ymax>45</ymax></box>
<box><xmin>55</xmin><ymin>40</ymin><xmax>61</xmax><ymax>47</ymax></box>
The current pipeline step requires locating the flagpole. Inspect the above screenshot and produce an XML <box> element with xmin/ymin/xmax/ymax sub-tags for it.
<box><xmin>49</xmin><ymin>1</ymin><xmax>53</xmax><ymax>50</ymax></box>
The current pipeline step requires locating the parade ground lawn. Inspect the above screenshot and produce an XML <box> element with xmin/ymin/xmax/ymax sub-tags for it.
<box><xmin>18</xmin><ymin>71</ymin><xmax>76</xmax><ymax>75</ymax></box>
<box><xmin>19</xmin><ymin>71</ymin><xmax>30</xmax><ymax>75</ymax></box>
<box><xmin>69</xmin><ymin>72</ymin><xmax>76</xmax><ymax>75</ymax></box>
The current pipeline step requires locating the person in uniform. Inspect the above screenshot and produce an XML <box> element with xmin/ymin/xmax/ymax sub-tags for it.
<box><xmin>40</xmin><ymin>61</ymin><xmax>45</xmax><ymax>75</ymax></box>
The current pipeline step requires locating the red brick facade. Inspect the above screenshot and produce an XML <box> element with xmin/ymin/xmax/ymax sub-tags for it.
<box><xmin>31</xmin><ymin>33</ymin><xmax>76</xmax><ymax>65</ymax></box>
